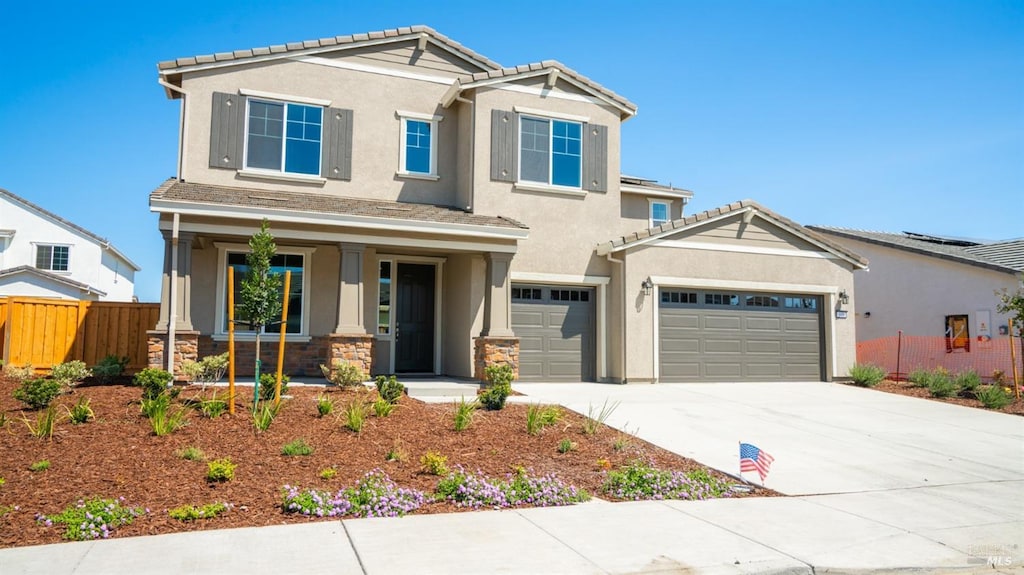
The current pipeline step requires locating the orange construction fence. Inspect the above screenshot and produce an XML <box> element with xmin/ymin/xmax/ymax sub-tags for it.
<box><xmin>858</xmin><ymin>333</ymin><xmax>1023</xmax><ymax>383</ymax></box>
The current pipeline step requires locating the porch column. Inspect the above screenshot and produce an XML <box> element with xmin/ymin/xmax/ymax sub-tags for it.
<box><xmin>154</xmin><ymin>230</ymin><xmax>195</xmax><ymax>332</ymax></box>
<box><xmin>334</xmin><ymin>243</ymin><xmax>366</xmax><ymax>334</ymax></box>
<box><xmin>481</xmin><ymin>252</ymin><xmax>514</xmax><ymax>337</ymax></box>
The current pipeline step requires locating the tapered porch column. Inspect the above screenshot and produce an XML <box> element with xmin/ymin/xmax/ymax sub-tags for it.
<box><xmin>154</xmin><ymin>230</ymin><xmax>195</xmax><ymax>331</ymax></box>
<box><xmin>482</xmin><ymin>252</ymin><xmax>514</xmax><ymax>337</ymax></box>
<box><xmin>330</xmin><ymin>243</ymin><xmax>373</xmax><ymax>375</ymax></box>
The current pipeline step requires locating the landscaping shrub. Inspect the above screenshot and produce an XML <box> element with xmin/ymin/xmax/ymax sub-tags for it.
<box><xmin>907</xmin><ymin>368</ymin><xmax>931</xmax><ymax>388</ymax></box>
<box><xmin>37</xmin><ymin>497</ymin><xmax>145</xmax><ymax>540</ymax></box>
<box><xmin>583</xmin><ymin>399</ymin><xmax>619</xmax><ymax>435</ymax></box>
<box><xmin>168</xmin><ymin>502</ymin><xmax>229</xmax><ymax>521</ymax></box>
<box><xmin>526</xmin><ymin>404</ymin><xmax>562</xmax><ymax>435</ymax></box>
<box><xmin>320</xmin><ymin>360</ymin><xmax>366</xmax><ymax>388</ymax></box>
<box><xmin>197</xmin><ymin>392</ymin><xmax>228</xmax><ymax>419</ymax></box>
<box><xmin>67</xmin><ymin>396</ymin><xmax>94</xmax><ymax>424</ymax></box>
<box><xmin>196</xmin><ymin>353</ymin><xmax>229</xmax><ymax>384</ymax></box>
<box><xmin>258</xmin><ymin>373</ymin><xmax>290</xmax><ymax>400</ymax></box>
<box><xmin>21</xmin><ymin>405</ymin><xmax>64</xmax><ymax>440</ymax></box>
<box><xmin>927</xmin><ymin>371</ymin><xmax>958</xmax><ymax>398</ymax></box>
<box><xmin>281</xmin><ymin>438</ymin><xmax>313</xmax><ymax>456</ymax></box>
<box><xmin>3</xmin><ymin>363</ymin><xmax>35</xmax><ymax>383</ymax></box>
<box><xmin>50</xmin><ymin>361</ymin><xmax>91</xmax><ymax>390</ymax></box>
<box><xmin>372</xmin><ymin>398</ymin><xmax>394</xmax><ymax>417</ymax></box>
<box><xmin>374</xmin><ymin>375</ymin><xmax>404</xmax><ymax>403</ymax></box>
<box><xmin>975</xmin><ymin>385</ymin><xmax>1012</xmax><ymax>409</ymax></box>
<box><xmin>91</xmin><ymin>355</ymin><xmax>128</xmax><ymax>384</ymax></box>
<box><xmin>252</xmin><ymin>401</ymin><xmax>281</xmax><ymax>433</ymax></box>
<box><xmin>848</xmin><ymin>363</ymin><xmax>886</xmax><ymax>387</ymax></box>
<box><xmin>479</xmin><ymin>364</ymin><xmax>514</xmax><ymax>411</ymax></box>
<box><xmin>557</xmin><ymin>438</ymin><xmax>577</xmax><ymax>453</ymax></box>
<box><xmin>133</xmin><ymin>368</ymin><xmax>174</xmax><ymax>400</ymax></box>
<box><xmin>13</xmin><ymin>377</ymin><xmax>62</xmax><ymax>409</ymax></box>
<box><xmin>315</xmin><ymin>394</ymin><xmax>335</xmax><ymax>417</ymax></box>
<box><xmin>341</xmin><ymin>400</ymin><xmax>369</xmax><ymax>433</ymax></box>
<box><xmin>452</xmin><ymin>397</ymin><xmax>477</xmax><ymax>431</ymax></box>
<box><xmin>319</xmin><ymin>467</ymin><xmax>337</xmax><ymax>480</ymax></box>
<box><xmin>176</xmin><ymin>446</ymin><xmax>206</xmax><ymax>461</ymax></box>
<box><xmin>954</xmin><ymin>370</ymin><xmax>982</xmax><ymax>396</ymax></box>
<box><xmin>29</xmin><ymin>460</ymin><xmax>50</xmax><ymax>472</ymax></box>
<box><xmin>206</xmin><ymin>458</ymin><xmax>237</xmax><ymax>482</ymax></box>
<box><xmin>144</xmin><ymin>395</ymin><xmax>189</xmax><ymax>436</ymax></box>
<box><xmin>602</xmin><ymin>460</ymin><xmax>733</xmax><ymax>501</ymax></box>
<box><xmin>420</xmin><ymin>451</ymin><xmax>449</xmax><ymax>475</ymax></box>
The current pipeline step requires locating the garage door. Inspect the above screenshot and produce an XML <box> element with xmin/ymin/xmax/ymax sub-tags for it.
<box><xmin>659</xmin><ymin>289</ymin><xmax>822</xmax><ymax>382</ymax></box>
<box><xmin>512</xmin><ymin>285</ymin><xmax>595</xmax><ymax>381</ymax></box>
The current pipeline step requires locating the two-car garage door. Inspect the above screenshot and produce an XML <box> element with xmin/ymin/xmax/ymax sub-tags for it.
<box><xmin>659</xmin><ymin>289</ymin><xmax>823</xmax><ymax>382</ymax></box>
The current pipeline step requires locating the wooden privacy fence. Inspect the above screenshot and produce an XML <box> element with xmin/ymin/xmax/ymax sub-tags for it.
<box><xmin>0</xmin><ymin>297</ymin><xmax>160</xmax><ymax>373</ymax></box>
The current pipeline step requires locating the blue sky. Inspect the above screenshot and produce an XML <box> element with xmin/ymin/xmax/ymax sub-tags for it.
<box><xmin>0</xmin><ymin>0</ymin><xmax>1020</xmax><ymax>302</ymax></box>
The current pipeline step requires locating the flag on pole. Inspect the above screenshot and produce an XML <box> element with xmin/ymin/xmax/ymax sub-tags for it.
<box><xmin>739</xmin><ymin>442</ymin><xmax>774</xmax><ymax>482</ymax></box>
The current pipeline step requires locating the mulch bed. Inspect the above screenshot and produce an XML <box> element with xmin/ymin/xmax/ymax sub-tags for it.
<box><xmin>0</xmin><ymin>376</ymin><xmax>771</xmax><ymax>549</ymax></box>
<box><xmin>849</xmin><ymin>379</ymin><xmax>1024</xmax><ymax>416</ymax></box>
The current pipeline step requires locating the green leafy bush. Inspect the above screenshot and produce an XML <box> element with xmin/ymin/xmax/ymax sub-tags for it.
<box><xmin>29</xmin><ymin>460</ymin><xmax>50</xmax><ymax>472</ymax></box>
<box><xmin>3</xmin><ymin>363</ymin><xmax>35</xmax><ymax>383</ymax></box>
<box><xmin>452</xmin><ymin>397</ymin><xmax>477</xmax><ymax>431</ymax></box>
<box><xmin>39</xmin><ymin>497</ymin><xmax>145</xmax><ymax>540</ymax></box>
<box><xmin>50</xmin><ymin>361</ymin><xmax>91</xmax><ymax>389</ymax></box>
<box><xmin>848</xmin><ymin>363</ymin><xmax>886</xmax><ymax>387</ymax></box>
<box><xmin>14</xmin><ymin>377</ymin><xmax>62</xmax><ymax>409</ymax></box>
<box><xmin>319</xmin><ymin>467</ymin><xmax>337</xmax><ymax>480</ymax></box>
<box><xmin>975</xmin><ymin>385</ymin><xmax>1012</xmax><ymax>409</ymax></box>
<box><xmin>320</xmin><ymin>360</ymin><xmax>366</xmax><ymax>388</ymax></box>
<box><xmin>144</xmin><ymin>395</ymin><xmax>189</xmax><ymax>436</ymax></box>
<box><xmin>258</xmin><ymin>373</ymin><xmax>290</xmax><ymax>400</ymax></box>
<box><xmin>928</xmin><ymin>372</ymin><xmax>958</xmax><ymax>398</ymax></box>
<box><xmin>420</xmin><ymin>451</ymin><xmax>449</xmax><ymax>476</ymax></box>
<box><xmin>484</xmin><ymin>364</ymin><xmax>515</xmax><ymax>387</ymax></box>
<box><xmin>954</xmin><ymin>370</ymin><xmax>982</xmax><ymax>395</ymax></box>
<box><xmin>315</xmin><ymin>394</ymin><xmax>334</xmax><ymax>417</ymax></box>
<box><xmin>168</xmin><ymin>502</ymin><xmax>229</xmax><ymax>521</ymax></box>
<box><xmin>281</xmin><ymin>438</ymin><xmax>313</xmax><ymax>456</ymax></box>
<box><xmin>374</xmin><ymin>375</ymin><xmax>404</xmax><ymax>403</ymax></box>
<box><xmin>196</xmin><ymin>353</ymin><xmax>229</xmax><ymax>384</ymax></box>
<box><xmin>557</xmin><ymin>438</ymin><xmax>577</xmax><ymax>453</ymax></box>
<box><xmin>67</xmin><ymin>396</ymin><xmax>94</xmax><ymax>424</ymax></box>
<box><xmin>907</xmin><ymin>368</ymin><xmax>931</xmax><ymax>388</ymax></box>
<box><xmin>91</xmin><ymin>355</ymin><xmax>128</xmax><ymax>384</ymax></box>
<box><xmin>206</xmin><ymin>458</ymin><xmax>237</xmax><ymax>482</ymax></box>
<box><xmin>134</xmin><ymin>368</ymin><xmax>174</xmax><ymax>400</ymax></box>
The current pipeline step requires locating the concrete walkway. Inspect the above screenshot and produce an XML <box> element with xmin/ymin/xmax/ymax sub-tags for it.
<box><xmin>1</xmin><ymin>381</ymin><xmax>1022</xmax><ymax>574</ymax></box>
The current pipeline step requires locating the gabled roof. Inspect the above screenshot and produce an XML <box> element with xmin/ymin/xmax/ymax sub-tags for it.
<box><xmin>157</xmin><ymin>25</ymin><xmax>500</xmax><ymax>82</ymax></box>
<box><xmin>0</xmin><ymin>266</ymin><xmax>107</xmax><ymax>297</ymax></box>
<box><xmin>0</xmin><ymin>188</ymin><xmax>141</xmax><ymax>271</ymax></box>
<box><xmin>597</xmin><ymin>200</ymin><xmax>868</xmax><ymax>269</ymax></box>
<box><xmin>149</xmin><ymin>179</ymin><xmax>528</xmax><ymax>240</ymax></box>
<box><xmin>450</xmin><ymin>60</ymin><xmax>637</xmax><ymax>119</ymax></box>
<box><xmin>808</xmin><ymin>226</ymin><xmax>1022</xmax><ymax>275</ymax></box>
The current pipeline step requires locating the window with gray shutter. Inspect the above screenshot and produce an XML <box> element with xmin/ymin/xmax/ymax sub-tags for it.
<box><xmin>490</xmin><ymin>109</ymin><xmax>516</xmax><ymax>182</ymax></box>
<box><xmin>322</xmin><ymin>107</ymin><xmax>354</xmax><ymax>180</ymax></box>
<box><xmin>582</xmin><ymin>123</ymin><xmax>608</xmax><ymax>193</ymax></box>
<box><xmin>209</xmin><ymin>92</ymin><xmax>246</xmax><ymax>169</ymax></box>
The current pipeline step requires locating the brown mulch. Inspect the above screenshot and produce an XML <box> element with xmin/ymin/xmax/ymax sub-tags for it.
<box><xmin>851</xmin><ymin>379</ymin><xmax>1024</xmax><ymax>416</ymax></box>
<box><xmin>0</xmin><ymin>376</ymin><xmax>771</xmax><ymax>549</ymax></box>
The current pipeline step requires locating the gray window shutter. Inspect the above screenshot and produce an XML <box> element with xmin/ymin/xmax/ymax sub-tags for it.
<box><xmin>582</xmin><ymin>123</ymin><xmax>608</xmax><ymax>193</ymax></box>
<box><xmin>490</xmin><ymin>109</ymin><xmax>516</xmax><ymax>182</ymax></box>
<box><xmin>323</xmin><ymin>108</ymin><xmax>354</xmax><ymax>181</ymax></box>
<box><xmin>209</xmin><ymin>92</ymin><xmax>246</xmax><ymax>169</ymax></box>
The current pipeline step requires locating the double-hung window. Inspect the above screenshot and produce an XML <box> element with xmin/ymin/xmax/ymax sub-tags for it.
<box><xmin>397</xmin><ymin>112</ymin><xmax>441</xmax><ymax>178</ymax></box>
<box><xmin>649</xmin><ymin>201</ymin><xmax>670</xmax><ymax>227</ymax></box>
<box><xmin>246</xmin><ymin>99</ymin><xmax>323</xmax><ymax>176</ymax></box>
<box><xmin>519</xmin><ymin>116</ymin><xmax>582</xmax><ymax>188</ymax></box>
<box><xmin>36</xmin><ymin>245</ymin><xmax>69</xmax><ymax>272</ymax></box>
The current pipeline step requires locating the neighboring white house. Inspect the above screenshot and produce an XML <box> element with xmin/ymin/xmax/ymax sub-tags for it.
<box><xmin>0</xmin><ymin>188</ymin><xmax>140</xmax><ymax>301</ymax></box>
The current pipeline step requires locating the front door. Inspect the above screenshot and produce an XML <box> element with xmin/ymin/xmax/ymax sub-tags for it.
<box><xmin>395</xmin><ymin>263</ymin><xmax>435</xmax><ymax>372</ymax></box>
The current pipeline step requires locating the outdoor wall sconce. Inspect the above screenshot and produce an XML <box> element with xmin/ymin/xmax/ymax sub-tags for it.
<box><xmin>838</xmin><ymin>289</ymin><xmax>849</xmax><ymax>305</ymax></box>
<box><xmin>641</xmin><ymin>277</ymin><xmax>654</xmax><ymax>296</ymax></box>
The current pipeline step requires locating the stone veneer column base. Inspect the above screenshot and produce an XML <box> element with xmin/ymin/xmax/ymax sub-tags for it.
<box><xmin>146</xmin><ymin>330</ymin><xmax>200</xmax><ymax>380</ymax></box>
<box><xmin>327</xmin><ymin>334</ymin><xmax>374</xmax><ymax>376</ymax></box>
<box><xmin>473</xmin><ymin>336</ymin><xmax>519</xmax><ymax>383</ymax></box>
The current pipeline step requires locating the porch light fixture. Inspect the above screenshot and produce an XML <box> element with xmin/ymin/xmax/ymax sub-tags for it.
<box><xmin>838</xmin><ymin>289</ymin><xmax>849</xmax><ymax>305</ymax></box>
<box><xmin>641</xmin><ymin>278</ymin><xmax>654</xmax><ymax>296</ymax></box>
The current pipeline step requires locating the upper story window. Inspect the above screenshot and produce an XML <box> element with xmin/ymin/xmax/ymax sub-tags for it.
<box><xmin>650</xmin><ymin>201</ymin><xmax>670</xmax><ymax>227</ymax></box>
<box><xmin>520</xmin><ymin>116</ymin><xmax>582</xmax><ymax>188</ymax></box>
<box><xmin>246</xmin><ymin>100</ymin><xmax>322</xmax><ymax>176</ymax></box>
<box><xmin>397</xmin><ymin>112</ymin><xmax>441</xmax><ymax>179</ymax></box>
<box><xmin>36</xmin><ymin>245</ymin><xmax>69</xmax><ymax>272</ymax></box>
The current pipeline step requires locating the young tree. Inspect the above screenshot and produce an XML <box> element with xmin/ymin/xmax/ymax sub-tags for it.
<box><xmin>996</xmin><ymin>276</ymin><xmax>1024</xmax><ymax>385</ymax></box>
<box><xmin>239</xmin><ymin>219</ymin><xmax>282</xmax><ymax>403</ymax></box>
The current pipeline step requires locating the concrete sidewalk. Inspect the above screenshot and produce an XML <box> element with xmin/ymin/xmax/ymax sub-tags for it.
<box><xmin>2</xmin><ymin>381</ymin><xmax>1022</xmax><ymax>574</ymax></box>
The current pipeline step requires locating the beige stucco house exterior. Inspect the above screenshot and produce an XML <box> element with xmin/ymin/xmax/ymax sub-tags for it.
<box><xmin>148</xmin><ymin>26</ymin><xmax>866</xmax><ymax>383</ymax></box>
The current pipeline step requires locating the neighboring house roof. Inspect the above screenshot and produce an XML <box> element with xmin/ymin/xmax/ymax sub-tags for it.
<box><xmin>0</xmin><ymin>265</ymin><xmax>107</xmax><ymax>297</ymax></box>
<box><xmin>598</xmin><ymin>200</ymin><xmax>869</xmax><ymax>269</ymax></box>
<box><xmin>619</xmin><ymin>175</ymin><xmax>693</xmax><ymax>200</ymax></box>
<box><xmin>808</xmin><ymin>226</ymin><xmax>1022</xmax><ymax>275</ymax></box>
<box><xmin>149</xmin><ymin>178</ymin><xmax>528</xmax><ymax>238</ymax></box>
<box><xmin>0</xmin><ymin>188</ymin><xmax>141</xmax><ymax>271</ymax></box>
<box><xmin>450</xmin><ymin>60</ymin><xmax>637</xmax><ymax>119</ymax></box>
<box><xmin>157</xmin><ymin>25</ymin><xmax>501</xmax><ymax>78</ymax></box>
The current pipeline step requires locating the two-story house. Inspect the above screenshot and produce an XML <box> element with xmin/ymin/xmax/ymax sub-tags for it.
<box><xmin>0</xmin><ymin>188</ymin><xmax>139</xmax><ymax>301</ymax></box>
<box><xmin>148</xmin><ymin>26</ymin><xmax>866</xmax><ymax>383</ymax></box>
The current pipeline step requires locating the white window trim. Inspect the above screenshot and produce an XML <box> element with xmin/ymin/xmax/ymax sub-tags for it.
<box><xmin>242</xmin><ymin>98</ymin><xmax>324</xmax><ymax>178</ymax></box>
<box><xmin>649</xmin><ymin>199</ymin><xmax>671</xmax><ymax>228</ymax></box>
<box><xmin>376</xmin><ymin>258</ymin><xmax>393</xmax><ymax>338</ymax></box>
<box><xmin>512</xmin><ymin>105</ymin><xmax>589</xmax><ymax>123</ymax></box>
<box><xmin>32</xmin><ymin>242</ymin><xmax>72</xmax><ymax>273</ymax></box>
<box><xmin>213</xmin><ymin>242</ymin><xmax>317</xmax><ymax>337</ymax></box>
<box><xmin>239</xmin><ymin>88</ymin><xmax>332</xmax><ymax>107</ymax></box>
<box><xmin>397</xmin><ymin>112</ymin><xmax>441</xmax><ymax>178</ymax></box>
<box><xmin>516</xmin><ymin>113</ymin><xmax>584</xmax><ymax>191</ymax></box>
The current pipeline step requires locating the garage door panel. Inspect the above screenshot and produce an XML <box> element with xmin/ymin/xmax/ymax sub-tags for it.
<box><xmin>518</xmin><ymin>336</ymin><xmax>544</xmax><ymax>353</ymax></box>
<box><xmin>659</xmin><ymin>289</ymin><xmax>822</xmax><ymax>382</ymax></box>
<box><xmin>548</xmin><ymin>361</ymin><xmax>584</xmax><ymax>377</ymax></box>
<box><xmin>512</xmin><ymin>286</ymin><xmax>595</xmax><ymax>382</ymax></box>
<box><xmin>548</xmin><ymin>336</ymin><xmax>583</xmax><ymax>352</ymax></box>
<box><xmin>512</xmin><ymin>311</ymin><xmax>544</xmax><ymax>328</ymax></box>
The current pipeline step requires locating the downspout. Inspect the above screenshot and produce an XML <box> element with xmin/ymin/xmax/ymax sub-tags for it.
<box><xmin>167</xmin><ymin>213</ymin><xmax>180</xmax><ymax>375</ymax></box>
<box><xmin>454</xmin><ymin>95</ymin><xmax>475</xmax><ymax>212</ymax></box>
<box><xmin>157</xmin><ymin>78</ymin><xmax>188</xmax><ymax>180</ymax></box>
<box><xmin>606</xmin><ymin>253</ymin><xmax>627</xmax><ymax>384</ymax></box>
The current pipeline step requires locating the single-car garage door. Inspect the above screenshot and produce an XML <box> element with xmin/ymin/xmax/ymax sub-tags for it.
<box><xmin>659</xmin><ymin>289</ymin><xmax>822</xmax><ymax>382</ymax></box>
<box><xmin>512</xmin><ymin>285</ymin><xmax>595</xmax><ymax>381</ymax></box>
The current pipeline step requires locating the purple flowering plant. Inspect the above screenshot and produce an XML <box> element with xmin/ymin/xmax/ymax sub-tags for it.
<box><xmin>37</xmin><ymin>497</ymin><xmax>146</xmax><ymax>541</ymax></box>
<box><xmin>602</xmin><ymin>460</ymin><xmax>733</xmax><ymax>501</ymax></box>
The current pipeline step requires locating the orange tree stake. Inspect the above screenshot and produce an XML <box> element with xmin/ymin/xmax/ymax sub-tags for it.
<box><xmin>274</xmin><ymin>270</ymin><xmax>291</xmax><ymax>405</ymax></box>
<box><xmin>228</xmin><ymin>266</ymin><xmax>236</xmax><ymax>415</ymax></box>
<box><xmin>1010</xmin><ymin>318</ymin><xmax>1020</xmax><ymax>400</ymax></box>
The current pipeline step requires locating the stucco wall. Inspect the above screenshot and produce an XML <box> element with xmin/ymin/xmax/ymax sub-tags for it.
<box><xmin>824</xmin><ymin>237</ymin><xmax>1018</xmax><ymax>341</ymax></box>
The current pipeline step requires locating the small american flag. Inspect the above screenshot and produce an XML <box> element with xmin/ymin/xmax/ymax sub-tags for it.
<box><xmin>739</xmin><ymin>442</ymin><xmax>774</xmax><ymax>482</ymax></box>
